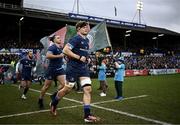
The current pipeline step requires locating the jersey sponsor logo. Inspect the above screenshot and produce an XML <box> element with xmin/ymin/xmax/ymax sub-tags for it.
<box><xmin>80</xmin><ymin>48</ymin><xmax>88</xmax><ymax>52</ymax></box>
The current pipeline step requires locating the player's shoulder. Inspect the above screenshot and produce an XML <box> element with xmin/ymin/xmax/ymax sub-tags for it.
<box><xmin>48</xmin><ymin>44</ymin><xmax>57</xmax><ymax>50</ymax></box>
<box><xmin>69</xmin><ymin>35</ymin><xmax>79</xmax><ymax>41</ymax></box>
<box><xmin>20</xmin><ymin>57</ymin><xmax>27</xmax><ymax>61</ymax></box>
<box><xmin>74</xmin><ymin>34</ymin><xmax>81</xmax><ymax>39</ymax></box>
<box><xmin>49</xmin><ymin>43</ymin><xmax>56</xmax><ymax>48</ymax></box>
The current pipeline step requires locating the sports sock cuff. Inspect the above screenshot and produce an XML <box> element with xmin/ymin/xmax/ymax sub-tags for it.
<box><xmin>55</xmin><ymin>95</ymin><xmax>60</xmax><ymax>100</ymax></box>
<box><xmin>84</xmin><ymin>105</ymin><xmax>90</xmax><ymax>109</ymax></box>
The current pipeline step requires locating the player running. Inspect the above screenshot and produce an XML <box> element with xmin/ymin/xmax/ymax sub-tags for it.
<box><xmin>38</xmin><ymin>35</ymin><xmax>66</xmax><ymax>109</ymax></box>
<box><xmin>50</xmin><ymin>21</ymin><xmax>100</xmax><ymax>123</ymax></box>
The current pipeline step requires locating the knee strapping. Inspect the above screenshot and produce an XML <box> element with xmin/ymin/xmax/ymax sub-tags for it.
<box><xmin>81</xmin><ymin>78</ymin><xmax>91</xmax><ymax>87</ymax></box>
<box><xmin>65</xmin><ymin>82</ymin><xmax>75</xmax><ymax>88</ymax></box>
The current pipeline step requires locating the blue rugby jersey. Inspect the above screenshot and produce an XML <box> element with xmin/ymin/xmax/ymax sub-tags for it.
<box><xmin>20</xmin><ymin>57</ymin><xmax>36</xmax><ymax>76</ymax></box>
<box><xmin>67</xmin><ymin>34</ymin><xmax>89</xmax><ymax>68</ymax></box>
<box><xmin>47</xmin><ymin>44</ymin><xmax>64</xmax><ymax>68</ymax></box>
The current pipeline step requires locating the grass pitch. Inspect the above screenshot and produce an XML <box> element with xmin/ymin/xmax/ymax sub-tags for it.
<box><xmin>0</xmin><ymin>74</ymin><xmax>180</xmax><ymax>124</ymax></box>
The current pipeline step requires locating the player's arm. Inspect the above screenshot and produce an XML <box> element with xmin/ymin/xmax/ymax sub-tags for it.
<box><xmin>32</xmin><ymin>60</ymin><xmax>37</xmax><ymax>72</ymax></box>
<box><xmin>63</xmin><ymin>43</ymin><xmax>86</xmax><ymax>62</ymax></box>
<box><xmin>15</xmin><ymin>61</ymin><xmax>20</xmax><ymax>73</ymax></box>
<box><xmin>16</xmin><ymin>60</ymin><xmax>23</xmax><ymax>73</ymax></box>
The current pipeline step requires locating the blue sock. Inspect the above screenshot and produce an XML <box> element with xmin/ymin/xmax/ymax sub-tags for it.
<box><xmin>51</xmin><ymin>96</ymin><xmax>59</xmax><ymax>106</ymax></box>
<box><xmin>84</xmin><ymin>105</ymin><xmax>91</xmax><ymax>118</ymax></box>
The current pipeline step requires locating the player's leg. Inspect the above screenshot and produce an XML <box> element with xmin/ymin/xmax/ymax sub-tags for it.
<box><xmin>54</xmin><ymin>78</ymin><xmax>57</xmax><ymax>87</ymax></box>
<box><xmin>50</xmin><ymin>81</ymin><xmax>74</xmax><ymax>116</ymax></box>
<box><xmin>50</xmin><ymin>69</ymin><xmax>66</xmax><ymax>100</ymax></box>
<box><xmin>38</xmin><ymin>68</ymin><xmax>54</xmax><ymax>109</ymax></box>
<box><xmin>20</xmin><ymin>80</ymin><xmax>27</xmax><ymax>99</ymax></box>
<box><xmin>80</xmin><ymin>77</ymin><xmax>99</xmax><ymax>123</ymax></box>
<box><xmin>39</xmin><ymin>79</ymin><xmax>52</xmax><ymax>98</ymax></box>
<box><xmin>38</xmin><ymin>79</ymin><xmax>52</xmax><ymax>109</ymax></box>
<box><xmin>50</xmin><ymin>68</ymin><xmax>75</xmax><ymax>116</ymax></box>
<box><xmin>19</xmin><ymin>73</ymin><xmax>25</xmax><ymax>90</ymax></box>
<box><xmin>50</xmin><ymin>74</ymin><xmax>66</xmax><ymax>100</ymax></box>
<box><xmin>22</xmin><ymin>80</ymin><xmax>31</xmax><ymax>99</ymax></box>
<box><xmin>56</xmin><ymin>74</ymin><xmax>66</xmax><ymax>90</ymax></box>
<box><xmin>81</xmin><ymin>77</ymin><xmax>91</xmax><ymax>117</ymax></box>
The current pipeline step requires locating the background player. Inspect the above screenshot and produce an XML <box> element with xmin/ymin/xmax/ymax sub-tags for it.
<box><xmin>18</xmin><ymin>50</ymin><xmax>36</xmax><ymax>99</ymax></box>
<box><xmin>38</xmin><ymin>35</ymin><xmax>66</xmax><ymax>109</ymax></box>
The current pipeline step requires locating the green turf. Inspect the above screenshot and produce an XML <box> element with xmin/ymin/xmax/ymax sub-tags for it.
<box><xmin>0</xmin><ymin>74</ymin><xmax>180</xmax><ymax>124</ymax></box>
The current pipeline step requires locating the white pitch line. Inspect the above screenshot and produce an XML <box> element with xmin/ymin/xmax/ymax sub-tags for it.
<box><xmin>29</xmin><ymin>86</ymin><xmax>84</xmax><ymax>104</ymax></box>
<box><xmin>92</xmin><ymin>95</ymin><xmax>148</xmax><ymax>105</ymax></box>
<box><xmin>91</xmin><ymin>104</ymin><xmax>171</xmax><ymax>125</ymax></box>
<box><xmin>0</xmin><ymin>104</ymin><xmax>82</xmax><ymax>119</ymax></box>
<box><xmin>10</xmin><ymin>84</ymin><xmax>172</xmax><ymax>125</ymax></box>
<box><xmin>12</xmin><ymin>84</ymin><xmax>84</xmax><ymax>104</ymax></box>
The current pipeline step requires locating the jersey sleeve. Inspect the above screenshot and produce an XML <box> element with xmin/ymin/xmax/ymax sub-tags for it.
<box><xmin>19</xmin><ymin>58</ymin><xmax>23</xmax><ymax>64</ymax></box>
<box><xmin>47</xmin><ymin>45</ymin><xmax>54</xmax><ymax>54</ymax></box>
<box><xmin>67</xmin><ymin>37</ymin><xmax>79</xmax><ymax>50</ymax></box>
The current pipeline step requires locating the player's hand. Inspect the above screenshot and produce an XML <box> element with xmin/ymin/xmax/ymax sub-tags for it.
<box><xmin>79</xmin><ymin>56</ymin><xmax>86</xmax><ymax>62</ymax></box>
<box><xmin>59</xmin><ymin>53</ymin><xmax>64</xmax><ymax>58</ymax></box>
<box><xmin>87</xmin><ymin>58</ymin><xmax>91</xmax><ymax>64</ymax></box>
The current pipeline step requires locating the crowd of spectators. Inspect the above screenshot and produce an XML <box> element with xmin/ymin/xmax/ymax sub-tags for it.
<box><xmin>124</xmin><ymin>55</ymin><xmax>180</xmax><ymax>69</ymax></box>
<box><xmin>0</xmin><ymin>39</ymin><xmax>180</xmax><ymax>83</ymax></box>
<box><xmin>0</xmin><ymin>51</ymin><xmax>179</xmax><ymax>71</ymax></box>
<box><xmin>0</xmin><ymin>53</ymin><xmax>19</xmax><ymax>64</ymax></box>
<box><xmin>0</xmin><ymin>38</ymin><xmax>43</xmax><ymax>49</ymax></box>
<box><xmin>86</xmin><ymin>53</ymin><xmax>180</xmax><ymax>78</ymax></box>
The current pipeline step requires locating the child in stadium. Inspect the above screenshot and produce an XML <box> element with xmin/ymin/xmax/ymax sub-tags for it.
<box><xmin>114</xmin><ymin>57</ymin><xmax>125</xmax><ymax>100</ymax></box>
<box><xmin>98</xmin><ymin>57</ymin><xmax>108</xmax><ymax>97</ymax></box>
